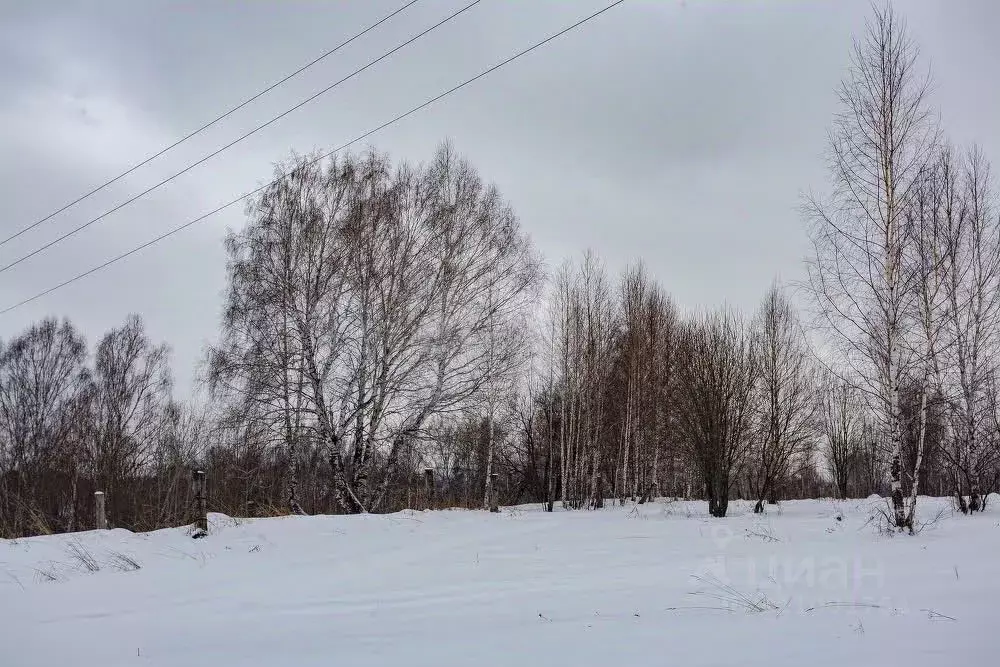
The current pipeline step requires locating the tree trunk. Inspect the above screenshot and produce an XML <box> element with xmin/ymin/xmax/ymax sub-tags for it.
<box><xmin>192</xmin><ymin>471</ymin><xmax>207</xmax><ymax>536</ymax></box>
<box><xmin>888</xmin><ymin>396</ymin><xmax>906</xmax><ymax>528</ymax></box>
<box><xmin>488</xmin><ymin>472</ymin><xmax>500</xmax><ymax>513</ymax></box>
<box><xmin>544</xmin><ymin>425</ymin><xmax>555</xmax><ymax>513</ymax></box>
<box><xmin>370</xmin><ymin>436</ymin><xmax>403</xmax><ymax>513</ymax></box>
<box><xmin>969</xmin><ymin>475</ymin><xmax>982</xmax><ymax>512</ymax></box>
<box><xmin>905</xmin><ymin>382</ymin><xmax>930</xmax><ymax>531</ymax></box>
<box><xmin>67</xmin><ymin>467</ymin><xmax>79</xmax><ymax>532</ymax></box>
<box><xmin>423</xmin><ymin>468</ymin><xmax>435</xmax><ymax>509</ymax></box>
<box><xmin>591</xmin><ymin>470</ymin><xmax>604</xmax><ymax>510</ymax></box>
<box><xmin>330</xmin><ymin>450</ymin><xmax>366</xmax><ymax>514</ymax></box>
<box><xmin>287</xmin><ymin>435</ymin><xmax>305</xmax><ymax>515</ymax></box>
<box><xmin>484</xmin><ymin>413</ymin><xmax>496</xmax><ymax>511</ymax></box>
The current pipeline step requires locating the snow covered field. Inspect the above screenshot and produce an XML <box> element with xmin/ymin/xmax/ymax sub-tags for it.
<box><xmin>2</xmin><ymin>497</ymin><xmax>997</xmax><ymax>666</ymax></box>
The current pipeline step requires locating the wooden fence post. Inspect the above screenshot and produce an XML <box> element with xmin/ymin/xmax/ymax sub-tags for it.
<box><xmin>192</xmin><ymin>470</ymin><xmax>208</xmax><ymax>536</ymax></box>
<box><xmin>489</xmin><ymin>472</ymin><xmax>500</xmax><ymax>513</ymax></box>
<box><xmin>94</xmin><ymin>491</ymin><xmax>107</xmax><ymax>529</ymax></box>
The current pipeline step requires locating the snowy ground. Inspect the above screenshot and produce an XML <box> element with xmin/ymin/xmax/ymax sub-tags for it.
<box><xmin>1</xmin><ymin>496</ymin><xmax>997</xmax><ymax>666</ymax></box>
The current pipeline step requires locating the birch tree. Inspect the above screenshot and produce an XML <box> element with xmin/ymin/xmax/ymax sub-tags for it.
<box><xmin>212</xmin><ymin>143</ymin><xmax>540</xmax><ymax>515</ymax></box>
<box><xmin>940</xmin><ymin>148</ymin><xmax>1000</xmax><ymax>512</ymax></box>
<box><xmin>549</xmin><ymin>254</ymin><xmax>617</xmax><ymax>509</ymax></box>
<box><xmin>897</xmin><ymin>147</ymin><xmax>955</xmax><ymax>524</ymax></box>
<box><xmin>209</xmin><ymin>152</ymin><xmax>352</xmax><ymax>514</ymax></box>
<box><xmin>89</xmin><ymin>315</ymin><xmax>173</xmax><ymax>527</ymax></box>
<box><xmin>614</xmin><ymin>263</ymin><xmax>678</xmax><ymax>504</ymax></box>
<box><xmin>805</xmin><ymin>4</ymin><xmax>937</xmax><ymax>530</ymax></box>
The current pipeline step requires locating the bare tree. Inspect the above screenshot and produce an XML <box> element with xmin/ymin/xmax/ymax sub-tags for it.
<box><xmin>481</xmin><ymin>283</ymin><xmax>531</xmax><ymax>511</ymax></box>
<box><xmin>820</xmin><ymin>375</ymin><xmax>864</xmax><ymax>499</ymax></box>
<box><xmin>613</xmin><ymin>263</ymin><xmax>678</xmax><ymax>504</ymax></box>
<box><xmin>805</xmin><ymin>3</ymin><xmax>937</xmax><ymax>530</ymax></box>
<box><xmin>749</xmin><ymin>283</ymin><xmax>817</xmax><ymax>512</ymax></box>
<box><xmin>0</xmin><ymin>318</ymin><xmax>90</xmax><ymax>536</ymax></box>
<box><xmin>895</xmin><ymin>147</ymin><xmax>954</xmax><ymax>524</ymax></box>
<box><xmin>208</xmin><ymin>154</ymin><xmax>329</xmax><ymax>514</ymax></box>
<box><xmin>151</xmin><ymin>401</ymin><xmax>212</xmax><ymax>526</ymax></box>
<box><xmin>212</xmin><ymin>143</ymin><xmax>540</xmax><ymax>515</ymax></box>
<box><xmin>853</xmin><ymin>420</ymin><xmax>887</xmax><ymax>497</ymax></box>
<box><xmin>675</xmin><ymin>310</ymin><xmax>758</xmax><ymax>517</ymax></box>
<box><xmin>939</xmin><ymin>147</ymin><xmax>1000</xmax><ymax>512</ymax></box>
<box><xmin>548</xmin><ymin>253</ymin><xmax>617</xmax><ymax>509</ymax></box>
<box><xmin>89</xmin><ymin>315</ymin><xmax>173</xmax><ymax>527</ymax></box>
<box><xmin>641</xmin><ymin>283</ymin><xmax>679</xmax><ymax>501</ymax></box>
<box><xmin>543</xmin><ymin>311</ymin><xmax>558</xmax><ymax>512</ymax></box>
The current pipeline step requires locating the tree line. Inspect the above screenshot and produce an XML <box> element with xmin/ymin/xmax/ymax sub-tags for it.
<box><xmin>2</xmin><ymin>4</ymin><xmax>998</xmax><ymax>538</ymax></box>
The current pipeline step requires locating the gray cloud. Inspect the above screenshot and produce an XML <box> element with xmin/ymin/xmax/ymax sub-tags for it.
<box><xmin>1</xmin><ymin>0</ymin><xmax>998</xmax><ymax>395</ymax></box>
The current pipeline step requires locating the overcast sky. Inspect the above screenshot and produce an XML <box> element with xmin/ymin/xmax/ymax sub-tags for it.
<box><xmin>1</xmin><ymin>0</ymin><xmax>998</xmax><ymax>396</ymax></box>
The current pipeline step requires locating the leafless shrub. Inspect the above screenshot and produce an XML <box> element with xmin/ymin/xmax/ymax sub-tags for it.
<box><xmin>625</xmin><ymin>505</ymin><xmax>649</xmax><ymax>521</ymax></box>
<box><xmin>911</xmin><ymin>506</ymin><xmax>950</xmax><ymax>534</ymax></box>
<box><xmin>657</xmin><ymin>498</ymin><xmax>694</xmax><ymax>519</ymax></box>
<box><xmin>865</xmin><ymin>501</ymin><xmax>901</xmax><ymax>537</ymax></box>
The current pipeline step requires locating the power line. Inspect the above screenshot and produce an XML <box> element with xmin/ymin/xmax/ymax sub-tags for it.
<box><xmin>0</xmin><ymin>0</ymin><xmax>625</xmax><ymax>317</ymax></box>
<box><xmin>0</xmin><ymin>0</ymin><xmax>483</xmax><ymax>277</ymax></box>
<box><xmin>0</xmin><ymin>0</ymin><xmax>423</xmax><ymax>249</ymax></box>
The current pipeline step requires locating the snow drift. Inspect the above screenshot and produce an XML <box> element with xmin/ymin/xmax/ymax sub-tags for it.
<box><xmin>1</xmin><ymin>497</ymin><xmax>995</xmax><ymax>666</ymax></box>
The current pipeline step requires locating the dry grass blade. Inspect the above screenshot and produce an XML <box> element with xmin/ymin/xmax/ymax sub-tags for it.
<box><xmin>108</xmin><ymin>551</ymin><xmax>142</xmax><ymax>571</ymax></box>
<box><xmin>33</xmin><ymin>566</ymin><xmax>62</xmax><ymax>583</ymax></box>
<box><xmin>744</xmin><ymin>526</ymin><xmax>781</xmax><ymax>542</ymax></box>
<box><xmin>66</xmin><ymin>540</ymin><xmax>100</xmax><ymax>572</ymax></box>
<box><xmin>2</xmin><ymin>568</ymin><xmax>25</xmax><ymax>591</ymax></box>
<box><xmin>804</xmin><ymin>601</ymin><xmax>884</xmax><ymax>612</ymax></box>
<box><xmin>689</xmin><ymin>574</ymin><xmax>782</xmax><ymax>613</ymax></box>
<box><xmin>665</xmin><ymin>605</ymin><xmax>736</xmax><ymax>613</ymax></box>
<box><xmin>920</xmin><ymin>608</ymin><xmax>957</xmax><ymax>621</ymax></box>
